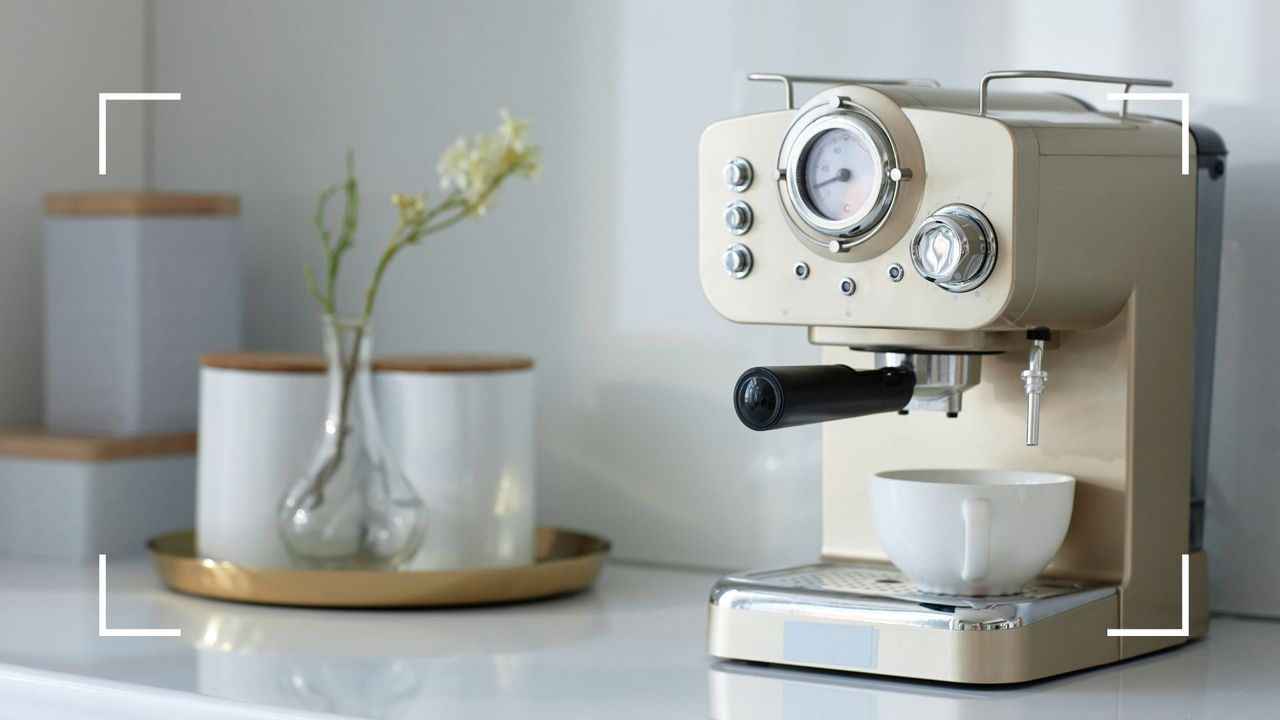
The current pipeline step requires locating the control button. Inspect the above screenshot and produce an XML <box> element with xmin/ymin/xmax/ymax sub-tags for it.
<box><xmin>839</xmin><ymin>277</ymin><xmax>856</xmax><ymax>296</ymax></box>
<box><xmin>887</xmin><ymin>263</ymin><xmax>904</xmax><ymax>282</ymax></box>
<box><xmin>793</xmin><ymin>262</ymin><xmax>810</xmax><ymax>280</ymax></box>
<box><xmin>723</xmin><ymin>157</ymin><xmax>753</xmax><ymax>192</ymax></box>
<box><xmin>723</xmin><ymin>243</ymin><xmax>753</xmax><ymax>279</ymax></box>
<box><xmin>723</xmin><ymin>201</ymin><xmax>753</xmax><ymax>235</ymax></box>
<box><xmin>909</xmin><ymin>204</ymin><xmax>997</xmax><ymax>292</ymax></box>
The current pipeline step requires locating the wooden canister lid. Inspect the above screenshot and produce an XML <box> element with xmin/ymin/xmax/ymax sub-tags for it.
<box><xmin>45</xmin><ymin>192</ymin><xmax>240</xmax><ymax>217</ymax></box>
<box><xmin>375</xmin><ymin>355</ymin><xmax>534</xmax><ymax>373</ymax></box>
<box><xmin>202</xmin><ymin>352</ymin><xmax>534</xmax><ymax>374</ymax></box>
<box><xmin>0</xmin><ymin>429</ymin><xmax>196</xmax><ymax>461</ymax></box>
<box><xmin>201</xmin><ymin>353</ymin><xmax>326</xmax><ymax>373</ymax></box>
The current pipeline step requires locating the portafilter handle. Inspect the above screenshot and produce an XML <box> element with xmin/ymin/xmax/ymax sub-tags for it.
<box><xmin>734</xmin><ymin>364</ymin><xmax>916</xmax><ymax>431</ymax></box>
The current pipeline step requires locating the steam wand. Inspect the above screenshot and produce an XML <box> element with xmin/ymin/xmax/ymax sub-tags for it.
<box><xmin>1021</xmin><ymin>328</ymin><xmax>1051</xmax><ymax>446</ymax></box>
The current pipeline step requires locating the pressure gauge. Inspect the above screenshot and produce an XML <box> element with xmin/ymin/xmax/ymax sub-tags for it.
<box><xmin>785</xmin><ymin>110</ymin><xmax>897</xmax><ymax>246</ymax></box>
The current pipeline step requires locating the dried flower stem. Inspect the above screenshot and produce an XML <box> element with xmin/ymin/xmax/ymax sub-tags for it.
<box><xmin>305</xmin><ymin>152</ymin><xmax>359</xmax><ymax>316</ymax></box>
<box><xmin>307</xmin><ymin>110</ymin><xmax>540</xmax><ymax>324</ymax></box>
<box><xmin>300</xmin><ymin>110</ymin><xmax>540</xmax><ymax>497</ymax></box>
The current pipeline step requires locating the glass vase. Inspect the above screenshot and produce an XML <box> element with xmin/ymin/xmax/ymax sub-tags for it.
<box><xmin>277</xmin><ymin>316</ymin><xmax>426</xmax><ymax>569</ymax></box>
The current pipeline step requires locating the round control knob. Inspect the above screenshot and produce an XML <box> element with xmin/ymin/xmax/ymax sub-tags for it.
<box><xmin>723</xmin><ymin>201</ymin><xmax>753</xmax><ymax>235</ymax></box>
<box><xmin>723</xmin><ymin>243</ymin><xmax>753</xmax><ymax>279</ymax></box>
<box><xmin>909</xmin><ymin>204</ymin><xmax>997</xmax><ymax>292</ymax></box>
<box><xmin>723</xmin><ymin>157</ymin><xmax>753</xmax><ymax>192</ymax></box>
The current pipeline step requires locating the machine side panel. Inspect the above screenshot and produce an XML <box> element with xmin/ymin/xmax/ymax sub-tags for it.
<box><xmin>1026</xmin><ymin>150</ymin><xmax>1196</xmax><ymax>657</ymax></box>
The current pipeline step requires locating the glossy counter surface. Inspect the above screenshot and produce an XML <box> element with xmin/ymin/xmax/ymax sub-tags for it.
<box><xmin>0</xmin><ymin>555</ymin><xmax>1276</xmax><ymax>719</ymax></box>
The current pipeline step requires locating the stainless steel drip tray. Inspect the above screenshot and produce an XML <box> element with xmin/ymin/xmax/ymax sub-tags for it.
<box><xmin>710</xmin><ymin>562</ymin><xmax>1116</xmax><ymax>631</ymax></box>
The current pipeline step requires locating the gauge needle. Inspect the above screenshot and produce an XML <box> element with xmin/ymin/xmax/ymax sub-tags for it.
<box><xmin>812</xmin><ymin>167</ymin><xmax>852</xmax><ymax>189</ymax></box>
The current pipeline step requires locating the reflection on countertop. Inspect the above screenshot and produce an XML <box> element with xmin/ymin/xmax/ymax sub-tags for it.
<box><xmin>710</xmin><ymin>622</ymin><xmax>1261</xmax><ymax>720</ymax></box>
<box><xmin>0</xmin><ymin>555</ymin><xmax>1276</xmax><ymax>719</ymax></box>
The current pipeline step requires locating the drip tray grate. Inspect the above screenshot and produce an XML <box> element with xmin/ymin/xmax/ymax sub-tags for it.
<box><xmin>711</xmin><ymin>562</ymin><xmax>1117</xmax><ymax>630</ymax></box>
<box><xmin>748</xmin><ymin>564</ymin><xmax>1080</xmax><ymax>601</ymax></box>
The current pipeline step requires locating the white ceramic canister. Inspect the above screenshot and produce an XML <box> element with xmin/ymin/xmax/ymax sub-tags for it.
<box><xmin>0</xmin><ymin>430</ymin><xmax>196</xmax><ymax>562</ymax></box>
<box><xmin>44</xmin><ymin>193</ymin><xmax>242</xmax><ymax>436</ymax></box>
<box><xmin>197</xmin><ymin>354</ymin><xmax>327</xmax><ymax>568</ymax></box>
<box><xmin>196</xmin><ymin>353</ymin><xmax>536</xmax><ymax>570</ymax></box>
<box><xmin>376</xmin><ymin>356</ymin><xmax>536</xmax><ymax>570</ymax></box>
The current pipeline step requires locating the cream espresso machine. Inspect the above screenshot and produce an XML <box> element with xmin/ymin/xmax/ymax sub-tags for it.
<box><xmin>699</xmin><ymin>71</ymin><xmax>1227</xmax><ymax>684</ymax></box>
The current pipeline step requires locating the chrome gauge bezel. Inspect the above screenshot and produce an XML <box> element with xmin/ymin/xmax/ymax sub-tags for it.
<box><xmin>781</xmin><ymin>104</ymin><xmax>899</xmax><ymax>249</ymax></box>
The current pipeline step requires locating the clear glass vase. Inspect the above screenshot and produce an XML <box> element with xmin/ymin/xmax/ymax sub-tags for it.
<box><xmin>277</xmin><ymin>316</ymin><xmax>426</xmax><ymax>569</ymax></box>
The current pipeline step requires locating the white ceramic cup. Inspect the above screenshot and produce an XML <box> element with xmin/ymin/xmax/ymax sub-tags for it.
<box><xmin>868</xmin><ymin>469</ymin><xmax>1075</xmax><ymax>596</ymax></box>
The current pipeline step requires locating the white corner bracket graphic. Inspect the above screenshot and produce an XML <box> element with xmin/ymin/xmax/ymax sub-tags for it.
<box><xmin>1106</xmin><ymin>91</ymin><xmax>1191</xmax><ymax>175</ymax></box>
<box><xmin>98</xmin><ymin>554</ymin><xmax>180</xmax><ymax>637</ymax></box>
<box><xmin>97</xmin><ymin>92</ymin><xmax>181</xmax><ymax>175</ymax></box>
<box><xmin>1106</xmin><ymin>553</ymin><xmax>1190</xmax><ymax>637</ymax></box>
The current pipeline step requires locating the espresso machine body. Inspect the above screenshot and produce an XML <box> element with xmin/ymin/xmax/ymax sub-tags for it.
<box><xmin>699</xmin><ymin>72</ymin><xmax>1226</xmax><ymax>683</ymax></box>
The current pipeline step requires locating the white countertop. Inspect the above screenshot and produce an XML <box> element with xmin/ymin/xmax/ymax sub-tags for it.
<box><xmin>0</xmin><ymin>555</ymin><xmax>1277</xmax><ymax>719</ymax></box>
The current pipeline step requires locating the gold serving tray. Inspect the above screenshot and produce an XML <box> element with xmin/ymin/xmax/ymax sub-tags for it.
<box><xmin>149</xmin><ymin>527</ymin><xmax>610</xmax><ymax>608</ymax></box>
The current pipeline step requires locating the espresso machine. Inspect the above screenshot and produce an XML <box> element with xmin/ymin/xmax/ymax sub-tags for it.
<box><xmin>699</xmin><ymin>71</ymin><xmax>1227</xmax><ymax>683</ymax></box>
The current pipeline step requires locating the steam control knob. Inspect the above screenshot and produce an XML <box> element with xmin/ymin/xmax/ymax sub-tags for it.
<box><xmin>909</xmin><ymin>204</ymin><xmax>997</xmax><ymax>292</ymax></box>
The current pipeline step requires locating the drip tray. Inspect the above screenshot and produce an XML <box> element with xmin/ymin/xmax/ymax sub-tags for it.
<box><xmin>710</xmin><ymin>562</ymin><xmax>1116</xmax><ymax>631</ymax></box>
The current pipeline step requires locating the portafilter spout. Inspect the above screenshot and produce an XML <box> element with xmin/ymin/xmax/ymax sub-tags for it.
<box><xmin>734</xmin><ymin>364</ymin><xmax>915</xmax><ymax>431</ymax></box>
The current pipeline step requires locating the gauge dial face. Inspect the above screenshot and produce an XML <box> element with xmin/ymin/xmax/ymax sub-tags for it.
<box><xmin>801</xmin><ymin>128</ymin><xmax>882</xmax><ymax>222</ymax></box>
<box><xmin>784</xmin><ymin>110</ymin><xmax>895</xmax><ymax>243</ymax></box>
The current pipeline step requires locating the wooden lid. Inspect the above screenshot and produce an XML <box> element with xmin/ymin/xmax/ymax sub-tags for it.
<box><xmin>201</xmin><ymin>352</ymin><xmax>534</xmax><ymax>374</ymax></box>
<box><xmin>376</xmin><ymin>355</ymin><xmax>534</xmax><ymax>373</ymax></box>
<box><xmin>45</xmin><ymin>192</ymin><xmax>240</xmax><ymax>217</ymax></box>
<box><xmin>0</xmin><ymin>429</ymin><xmax>196</xmax><ymax>461</ymax></box>
<box><xmin>200</xmin><ymin>353</ymin><xmax>326</xmax><ymax>373</ymax></box>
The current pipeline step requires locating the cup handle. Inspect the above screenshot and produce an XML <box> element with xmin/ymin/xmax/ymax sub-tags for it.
<box><xmin>961</xmin><ymin>498</ymin><xmax>990</xmax><ymax>583</ymax></box>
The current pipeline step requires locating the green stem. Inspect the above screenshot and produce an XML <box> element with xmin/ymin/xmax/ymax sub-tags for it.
<box><xmin>302</xmin><ymin>319</ymin><xmax>365</xmax><ymax>508</ymax></box>
<box><xmin>361</xmin><ymin>222</ymin><xmax>408</xmax><ymax>321</ymax></box>
<box><xmin>358</xmin><ymin>196</ymin><xmax>470</xmax><ymax>320</ymax></box>
<box><xmin>326</xmin><ymin>161</ymin><xmax>358</xmax><ymax>314</ymax></box>
<box><xmin>310</xmin><ymin>185</ymin><xmax>340</xmax><ymax>314</ymax></box>
<box><xmin>419</xmin><ymin>207</ymin><xmax>470</xmax><ymax>236</ymax></box>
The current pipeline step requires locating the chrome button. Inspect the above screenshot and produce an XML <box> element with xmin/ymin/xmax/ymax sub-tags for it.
<box><xmin>723</xmin><ymin>243</ymin><xmax>753</xmax><ymax>279</ymax></box>
<box><xmin>723</xmin><ymin>201</ymin><xmax>753</xmax><ymax>235</ymax></box>
<box><xmin>723</xmin><ymin>157</ymin><xmax>753</xmax><ymax>192</ymax></box>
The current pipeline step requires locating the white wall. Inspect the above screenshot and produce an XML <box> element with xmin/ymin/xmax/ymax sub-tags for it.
<box><xmin>149</xmin><ymin>0</ymin><xmax>822</xmax><ymax>570</ymax></box>
<box><xmin>146</xmin><ymin>0</ymin><xmax>1280</xmax><ymax>573</ymax></box>
<box><xmin>0</xmin><ymin>0</ymin><xmax>147</xmax><ymax>425</ymax></box>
